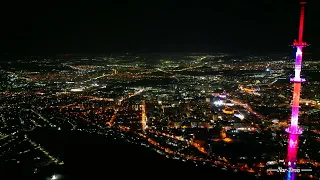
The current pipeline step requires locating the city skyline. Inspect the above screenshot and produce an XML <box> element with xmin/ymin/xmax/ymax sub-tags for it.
<box><xmin>0</xmin><ymin>1</ymin><xmax>319</xmax><ymax>180</ymax></box>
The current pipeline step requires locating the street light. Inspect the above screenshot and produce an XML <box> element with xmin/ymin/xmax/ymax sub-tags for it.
<box><xmin>51</xmin><ymin>174</ymin><xmax>58</xmax><ymax>180</ymax></box>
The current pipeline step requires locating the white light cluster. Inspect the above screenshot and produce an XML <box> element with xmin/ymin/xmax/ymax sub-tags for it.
<box><xmin>234</xmin><ymin>113</ymin><xmax>244</xmax><ymax>120</ymax></box>
<box><xmin>214</xmin><ymin>100</ymin><xmax>224</xmax><ymax>106</ymax></box>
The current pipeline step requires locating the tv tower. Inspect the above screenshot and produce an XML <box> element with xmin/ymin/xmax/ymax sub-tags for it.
<box><xmin>285</xmin><ymin>2</ymin><xmax>307</xmax><ymax>180</ymax></box>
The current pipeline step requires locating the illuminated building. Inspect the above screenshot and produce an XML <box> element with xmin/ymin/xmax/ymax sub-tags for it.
<box><xmin>219</xmin><ymin>90</ymin><xmax>227</xmax><ymax>98</ymax></box>
<box><xmin>214</xmin><ymin>100</ymin><xmax>224</xmax><ymax>106</ymax></box>
<box><xmin>225</xmin><ymin>100</ymin><xmax>234</xmax><ymax>106</ymax></box>
<box><xmin>234</xmin><ymin>112</ymin><xmax>244</xmax><ymax>120</ymax></box>
<box><xmin>243</xmin><ymin>87</ymin><xmax>254</xmax><ymax>93</ymax></box>
<box><xmin>222</xmin><ymin>107</ymin><xmax>234</xmax><ymax>115</ymax></box>
<box><xmin>285</xmin><ymin>2</ymin><xmax>308</xmax><ymax>180</ymax></box>
<box><xmin>70</xmin><ymin>88</ymin><xmax>84</xmax><ymax>92</ymax></box>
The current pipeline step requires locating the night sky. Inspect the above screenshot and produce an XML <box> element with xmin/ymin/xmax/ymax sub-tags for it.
<box><xmin>2</xmin><ymin>0</ymin><xmax>319</xmax><ymax>54</ymax></box>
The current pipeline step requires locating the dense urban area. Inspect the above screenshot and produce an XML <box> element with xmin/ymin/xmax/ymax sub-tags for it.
<box><xmin>0</xmin><ymin>53</ymin><xmax>320</xmax><ymax>179</ymax></box>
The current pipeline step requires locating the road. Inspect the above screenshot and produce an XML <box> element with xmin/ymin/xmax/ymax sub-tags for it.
<box><xmin>141</xmin><ymin>100</ymin><xmax>147</xmax><ymax>131</ymax></box>
<box><xmin>107</xmin><ymin>87</ymin><xmax>151</xmax><ymax>127</ymax></box>
<box><xmin>227</xmin><ymin>98</ymin><xmax>265</xmax><ymax>120</ymax></box>
<box><xmin>27</xmin><ymin>135</ymin><xmax>64</xmax><ymax>165</ymax></box>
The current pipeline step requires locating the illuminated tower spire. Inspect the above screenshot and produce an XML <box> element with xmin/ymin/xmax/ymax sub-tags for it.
<box><xmin>285</xmin><ymin>2</ymin><xmax>307</xmax><ymax>180</ymax></box>
<box><xmin>286</xmin><ymin>1</ymin><xmax>307</xmax><ymax>135</ymax></box>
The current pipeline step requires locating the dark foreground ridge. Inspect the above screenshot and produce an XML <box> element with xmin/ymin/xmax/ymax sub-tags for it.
<box><xmin>2</xmin><ymin>128</ymin><xmax>281</xmax><ymax>180</ymax></box>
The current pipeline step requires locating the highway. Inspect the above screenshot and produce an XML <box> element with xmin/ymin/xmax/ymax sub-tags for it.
<box><xmin>141</xmin><ymin>100</ymin><xmax>147</xmax><ymax>131</ymax></box>
<box><xmin>29</xmin><ymin>109</ymin><xmax>50</xmax><ymax>124</ymax></box>
<box><xmin>227</xmin><ymin>98</ymin><xmax>265</xmax><ymax>120</ymax></box>
<box><xmin>107</xmin><ymin>107</ymin><xmax>118</xmax><ymax>126</ymax></box>
<box><xmin>107</xmin><ymin>87</ymin><xmax>151</xmax><ymax>127</ymax></box>
<box><xmin>26</xmin><ymin>135</ymin><xmax>64</xmax><ymax>165</ymax></box>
